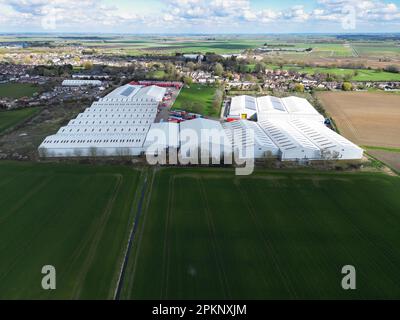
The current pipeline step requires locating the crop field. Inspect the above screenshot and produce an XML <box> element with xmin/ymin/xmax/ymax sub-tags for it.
<box><xmin>0</xmin><ymin>107</ymin><xmax>40</xmax><ymax>134</ymax></box>
<box><xmin>173</xmin><ymin>84</ymin><xmax>218</xmax><ymax>117</ymax></box>
<box><xmin>0</xmin><ymin>162</ymin><xmax>142</xmax><ymax>299</ymax></box>
<box><xmin>121</xmin><ymin>168</ymin><xmax>400</xmax><ymax>299</ymax></box>
<box><xmin>317</xmin><ymin>92</ymin><xmax>400</xmax><ymax>149</ymax></box>
<box><xmin>0</xmin><ymin>83</ymin><xmax>39</xmax><ymax>99</ymax></box>
<box><xmin>1</xmin><ymin>163</ymin><xmax>400</xmax><ymax>299</ymax></box>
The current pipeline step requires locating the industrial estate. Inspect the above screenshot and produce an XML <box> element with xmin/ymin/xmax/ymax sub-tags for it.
<box><xmin>38</xmin><ymin>82</ymin><xmax>363</xmax><ymax>162</ymax></box>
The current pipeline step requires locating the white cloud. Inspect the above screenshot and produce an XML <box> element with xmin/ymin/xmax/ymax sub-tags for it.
<box><xmin>0</xmin><ymin>0</ymin><xmax>399</xmax><ymax>32</ymax></box>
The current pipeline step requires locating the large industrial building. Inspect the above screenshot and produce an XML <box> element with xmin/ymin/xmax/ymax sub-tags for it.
<box><xmin>39</xmin><ymin>84</ymin><xmax>165</xmax><ymax>157</ymax></box>
<box><xmin>62</xmin><ymin>79</ymin><xmax>102</xmax><ymax>86</ymax></box>
<box><xmin>39</xmin><ymin>87</ymin><xmax>363</xmax><ymax>162</ymax></box>
<box><xmin>228</xmin><ymin>95</ymin><xmax>325</xmax><ymax>123</ymax></box>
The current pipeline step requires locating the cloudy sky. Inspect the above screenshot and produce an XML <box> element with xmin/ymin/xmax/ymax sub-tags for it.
<box><xmin>0</xmin><ymin>0</ymin><xmax>400</xmax><ymax>33</ymax></box>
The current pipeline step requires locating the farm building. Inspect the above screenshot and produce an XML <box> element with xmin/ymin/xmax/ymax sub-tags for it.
<box><xmin>179</xmin><ymin>118</ymin><xmax>232</xmax><ymax>163</ymax></box>
<box><xmin>223</xmin><ymin>120</ymin><xmax>279</xmax><ymax>159</ymax></box>
<box><xmin>228</xmin><ymin>95</ymin><xmax>325</xmax><ymax>123</ymax></box>
<box><xmin>62</xmin><ymin>79</ymin><xmax>102</xmax><ymax>86</ymax></box>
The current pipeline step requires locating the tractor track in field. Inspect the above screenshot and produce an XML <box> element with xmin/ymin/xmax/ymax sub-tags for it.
<box><xmin>161</xmin><ymin>174</ymin><xmax>175</xmax><ymax>299</ymax></box>
<box><xmin>122</xmin><ymin>168</ymin><xmax>156</xmax><ymax>298</ymax></box>
<box><xmin>72</xmin><ymin>174</ymin><xmax>123</xmax><ymax>298</ymax></box>
<box><xmin>236</xmin><ymin>180</ymin><xmax>298</xmax><ymax>298</ymax></box>
<box><xmin>114</xmin><ymin>171</ymin><xmax>148</xmax><ymax>300</ymax></box>
<box><xmin>198</xmin><ymin>177</ymin><xmax>231</xmax><ymax>299</ymax></box>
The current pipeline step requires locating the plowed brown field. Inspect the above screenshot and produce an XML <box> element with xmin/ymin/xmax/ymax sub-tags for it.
<box><xmin>317</xmin><ymin>92</ymin><xmax>400</xmax><ymax>148</ymax></box>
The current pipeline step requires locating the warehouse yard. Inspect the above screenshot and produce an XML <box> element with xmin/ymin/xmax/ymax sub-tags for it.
<box><xmin>121</xmin><ymin>168</ymin><xmax>400</xmax><ymax>300</ymax></box>
<box><xmin>0</xmin><ymin>162</ymin><xmax>141</xmax><ymax>299</ymax></box>
<box><xmin>317</xmin><ymin>92</ymin><xmax>400</xmax><ymax>148</ymax></box>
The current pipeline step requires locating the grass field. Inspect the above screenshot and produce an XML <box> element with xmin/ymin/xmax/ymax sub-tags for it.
<box><xmin>265</xmin><ymin>65</ymin><xmax>400</xmax><ymax>82</ymax></box>
<box><xmin>173</xmin><ymin>84</ymin><xmax>219</xmax><ymax>117</ymax></box>
<box><xmin>0</xmin><ymin>162</ymin><xmax>142</xmax><ymax>299</ymax></box>
<box><xmin>0</xmin><ymin>83</ymin><xmax>39</xmax><ymax>98</ymax></box>
<box><xmin>121</xmin><ymin>168</ymin><xmax>400</xmax><ymax>299</ymax></box>
<box><xmin>0</xmin><ymin>107</ymin><xmax>40</xmax><ymax>134</ymax></box>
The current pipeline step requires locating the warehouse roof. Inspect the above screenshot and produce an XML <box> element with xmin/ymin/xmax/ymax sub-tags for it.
<box><xmin>223</xmin><ymin>120</ymin><xmax>278</xmax><ymax>151</ymax></box>
<box><xmin>288</xmin><ymin>118</ymin><xmax>363</xmax><ymax>155</ymax></box>
<box><xmin>258</xmin><ymin>119</ymin><xmax>320</xmax><ymax>153</ymax></box>
<box><xmin>104</xmin><ymin>84</ymin><xmax>166</xmax><ymax>102</ymax></box>
<box><xmin>228</xmin><ymin>95</ymin><xmax>325</xmax><ymax>123</ymax></box>
<box><xmin>62</xmin><ymin>79</ymin><xmax>102</xmax><ymax>86</ymax></box>
<box><xmin>41</xmin><ymin>132</ymin><xmax>148</xmax><ymax>149</ymax></box>
<box><xmin>58</xmin><ymin>125</ymin><xmax>150</xmax><ymax>135</ymax></box>
<box><xmin>180</xmin><ymin>118</ymin><xmax>230</xmax><ymax>147</ymax></box>
<box><xmin>230</xmin><ymin>95</ymin><xmax>258</xmax><ymax>118</ymax></box>
<box><xmin>144</xmin><ymin>123</ymin><xmax>180</xmax><ymax>150</ymax></box>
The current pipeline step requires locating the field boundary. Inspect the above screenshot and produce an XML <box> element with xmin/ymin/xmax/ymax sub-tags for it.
<box><xmin>114</xmin><ymin>172</ymin><xmax>148</xmax><ymax>300</ymax></box>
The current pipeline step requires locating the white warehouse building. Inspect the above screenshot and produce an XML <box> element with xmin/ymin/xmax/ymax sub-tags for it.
<box><xmin>228</xmin><ymin>95</ymin><xmax>325</xmax><ymax>123</ymax></box>
<box><xmin>38</xmin><ymin>85</ymin><xmax>165</xmax><ymax>157</ymax></box>
<box><xmin>179</xmin><ymin>118</ymin><xmax>232</xmax><ymax>163</ymax></box>
<box><xmin>39</xmin><ymin>83</ymin><xmax>363</xmax><ymax>162</ymax></box>
<box><xmin>223</xmin><ymin>120</ymin><xmax>279</xmax><ymax>159</ymax></box>
<box><xmin>62</xmin><ymin>79</ymin><xmax>102</xmax><ymax>86</ymax></box>
<box><xmin>104</xmin><ymin>84</ymin><xmax>166</xmax><ymax>102</ymax></box>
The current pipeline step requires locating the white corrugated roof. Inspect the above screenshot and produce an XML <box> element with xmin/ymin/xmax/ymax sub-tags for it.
<box><xmin>259</xmin><ymin>119</ymin><xmax>320</xmax><ymax>153</ymax></box>
<box><xmin>58</xmin><ymin>125</ymin><xmax>150</xmax><ymax>135</ymax></box>
<box><xmin>62</xmin><ymin>79</ymin><xmax>102</xmax><ymax>86</ymax></box>
<box><xmin>104</xmin><ymin>84</ymin><xmax>166</xmax><ymax>102</ymax></box>
<box><xmin>144</xmin><ymin>123</ymin><xmax>180</xmax><ymax>149</ymax></box>
<box><xmin>228</xmin><ymin>95</ymin><xmax>325</xmax><ymax>123</ymax></box>
<box><xmin>41</xmin><ymin>133</ymin><xmax>147</xmax><ymax>149</ymax></box>
<box><xmin>223</xmin><ymin>120</ymin><xmax>278</xmax><ymax>151</ymax></box>
<box><xmin>288</xmin><ymin>118</ymin><xmax>363</xmax><ymax>154</ymax></box>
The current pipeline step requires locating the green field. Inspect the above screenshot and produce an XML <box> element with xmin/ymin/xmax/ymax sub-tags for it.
<box><xmin>263</xmin><ymin>64</ymin><xmax>400</xmax><ymax>82</ymax></box>
<box><xmin>0</xmin><ymin>162</ymin><xmax>142</xmax><ymax>299</ymax></box>
<box><xmin>121</xmin><ymin>168</ymin><xmax>400</xmax><ymax>299</ymax></box>
<box><xmin>173</xmin><ymin>84</ymin><xmax>219</xmax><ymax>117</ymax></box>
<box><xmin>0</xmin><ymin>83</ymin><xmax>39</xmax><ymax>98</ymax></box>
<box><xmin>0</xmin><ymin>107</ymin><xmax>40</xmax><ymax>134</ymax></box>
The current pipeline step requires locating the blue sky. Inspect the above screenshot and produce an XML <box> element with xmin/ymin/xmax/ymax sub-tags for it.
<box><xmin>0</xmin><ymin>0</ymin><xmax>400</xmax><ymax>33</ymax></box>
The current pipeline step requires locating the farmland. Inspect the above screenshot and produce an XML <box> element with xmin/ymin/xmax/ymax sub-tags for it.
<box><xmin>173</xmin><ymin>84</ymin><xmax>220</xmax><ymax>117</ymax></box>
<box><xmin>0</xmin><ymin>162</ymin><xmax>142</xmax><ymax>299</ymax></box>
<box><xmin>318</xmin><ymin>91</ymin><xmax>400</xmax><ymax>172</ymax></box>
<box><xmin>1</xmin><ymin>163</ymin><xmax>400</xmax><ymax>299</ymax></box>
<box><xmin>121</xmin><ymin>168</ymin><xmax>400</xmax><ymax>300</ymax></box>
<box><xmin>264</xmin><ymin>65</ymin><xmax>400</xmax><ymax>82</ymax></box>
<box><xmin>317</xmin><ymin>92</ymin><xmax>400</xmax><ymax>149</ymax></box>
<box><xmin>0</xmin><ymin>107</ymin><xmax>40</xmax><ymax>134</ymax></box>
<box><xmin>0</xmin><ymin>83</ymin><xmax>39</xmax><ymax>99</ymax></box>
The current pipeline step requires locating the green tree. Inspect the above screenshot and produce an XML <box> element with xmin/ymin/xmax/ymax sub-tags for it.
<box><xmin>183</xmin><ymin>76</ymin><xmax>193</xmax><ymax>86</ymax></box>
<box><xmin>342</xmin><ymin>82</ymin><xmax>353</xmax><ymax>91</ymax></box>
<box><xmin>83</xmin><ymin>61</ymin><xmax>93</xmax><ymax>70</ymax></box>
<box><xmin>294</xmin><ymin>83</ymin><xmax>305</xmax><ymax>93</ymax></box>
<box><xmin>214</xmin><ymin>63</ymin><xmax>224</xmax><ymax>76</ymax></box>
<box><xmin>186</xmin><ymin>62</ymin><xmax>196</xmax><ymax>71</ymax></box>
<box><xmin>254</xmin><ymin>62</ymin><xmax>266</xmax><ymax>74</ymax></box>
